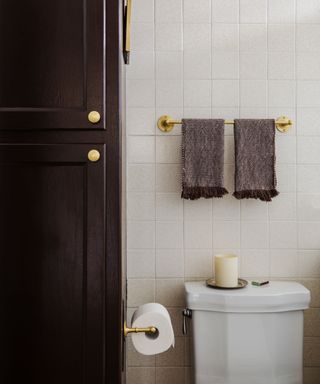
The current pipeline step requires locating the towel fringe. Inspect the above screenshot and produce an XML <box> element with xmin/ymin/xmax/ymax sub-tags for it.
<box><xmin>233</xmin><ymin>189</ymin><xmax>279</xmax><ymax>202</ymax></box>
<box><xmin>182</xmin><ymin>186</ymin><xmax>228</xmax><ymax>200</ymax></box>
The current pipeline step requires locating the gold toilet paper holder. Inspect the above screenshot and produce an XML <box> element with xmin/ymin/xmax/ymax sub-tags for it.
<box><xmin>123</xmin><ymin>321</ymin><xmax>158</xmax><ymax>337</ymax></box>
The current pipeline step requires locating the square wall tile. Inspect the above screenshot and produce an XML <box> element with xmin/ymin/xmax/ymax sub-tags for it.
<box><xmin>213</xmin><ymin>24</ymin><xmax>239</xmax><ymax>51</ymax></box>
<box><xmin>126</xmin><ymin>51</ymin><xmax>155</xmax><ymax>80</ymax></box>
<box><xmin>298</xmin><ymin>137</ymin><xmax>320</xmax><ymax>164</ymax></box>
<box><xmin>268</xmin><ymin>24</ymin><xmax>295</xmax><ymax>52</ymax></box>
<box><xmin>127</xmin><ymin>192</ymin><xmax>155</xmax><ymax>220</ymax></box>
<box><xmin>299</xmin><ymin>251</ymin><xmax>320</xmax><ymax>278</ymax></box>
<box><xmin>298</xmin><ymin>80</ymin><xmax>320</xmax><ymax>107</ymax></box>
<box><xmin>270</xmin><ymin>250</ymin><xmax>299</xmax><ymax>277</ymax></box>
<box><xmin>298</xmin><ymin>165</ymin><xmax>320</xmax><ymax>193</ymax></box>
<box><xmin>297</xmin><ymin>108</ymin><xmax>320</xmax><ymax>136</ymax></box>
<box><xmin>240</xmin><ymin>24</ymin><xmax>267</xmax><ymax>52</ymax></box>
<box><xmin>127</xmin><ymin>250</ymin><xmax>156</xmax><ymax>278</ymax></box>
<box><xmin>127</xmin><ymin>367</ymin><xmax>155</xmax><ymax>384</ymax></box>
<box><xmin>127</xmin><ymin>136</ymin><xmax>155</xmax><ymax>164</ymax></box>
<box><xmin>268</xmin><ymin>0</ymin><xmax>295</xmax><ymax>24</ymax></box>
<box><xmin>127</xmin><ymin>108</ymin><xmax>155</xmax><ymax>135</ymax></box>
<box><xmin>156</xmin><ymin>164</ymin><xmax>181</xmax><ymax>192</ymax></box>
<box><xmin>184</xmin><ymin>80</ymin><xmax>212</xmax><ymax>107</ymax></box>
<box><xmin>213</xmin><ymin>196</ymin><xmax>240</xmax><ymax>221</ymax></box>
<box><xmin>184</xmin><ymin>199</ymin><xmax>213</xmax><ymax>221</ymax></box>
<box><xmin>212</xmin><ymin>0</ymin><xmax>239</xmax><ymax>23</ymax></box>
<box><xmin>156</xmin><ymin>51</ymin><xmax>183</xmax><ymax>80</ymax></box>
<box><xmin>128</xmin><ymin>164</ymin><xmax>155</xmax><ymax>192</ymax></box>
<box><xmin>184</xmin><ymin>0</ymin><xmax>211</xmax><ymax>23</ymax></box>
<box><xmin>156</xmin><ymin>23</ymin><xmax>183</xmax><ymax>51</ymax></box>
<box><xmin>240</xmin><ymin>0</ymin><xmax>267</xmax><ymax>23</ymax></box>
<box><xmin>131</xmin><ymin>0</ymin><xmax>154</xmax><ymax>23</ymax></box>
<box><xmin>156</xmin><ymin>193</ymin><xmax>183</xmax><ymax>221</ymax></box>
<box><xmin>183</xmin><ymin>108</ymin><xmax>212</xmax><ymax>119</ymax></box>
<box><xmin>132</xmin><ymin>23</ymin><xmax>154</xmax><ymax>51</ymax></box>
<box><xmin>240</xmin><ymin>80</ymin><xmax>267</xmax><ymax>108</ymax></box>
<box><xmin>298</xmin><ymin>194</ymin><xmax>320</xmax><ymax>222</ymax></box>
<box><xmin>269</xmin><ymin>193</ymin><xmax>297</xmax><ymax>221</ymax></box>
<box><xmin>268</xmin><ymin>52</ymin><xmax>295</xmax><ymax>80</ymax></box>
<box><xmin>241</xmin><ymin>222</ymin><xmax>269</xmax><ymax>249</ymax></box>
<box><xmin>127</xmin><ymin>221</ymin><xmax>155</xmax><ymax>249</ymax></box>
<box><xmin>184</xmin><ymin>51</ymin><xmax>212</xmax><ymax>80</ymax></box>
<box><xmin>156</xmin><ymin>221</ymin><xmax>183</xmax><ymax>249</ymax></box>
<box><xmin>155</xmin><ymin>367</ymin><xmax>185</xmax><ymax>384</ymax></box>
<box><xmin>268</xmin><ymin>80</ymin><xmax>295</xmax><ymax>108</ymax></box>
<box><xmin>156</xmin><ymin>136</ymin><xmax>181</xmax><ymax>164</ymax></box>
<box><xmin>212</xmin><ymin>51</ymin><xmax>239</xmax><ymax>79</ymax></box>
<box><xmin>156</xmin><ymin>279</ymin><xmax>185</xmax><ymax>307</ymax></box>
<box><xmin>155</xmin><ymin>0</ymin><xmax>182</xmax><ymax>23</ymax></box>
<box><xmin>241</xmin><ymin>249</ymin><xmax>270</xmax><ymax>277</ymax></box>
<box><xmin>156</xmin><ymin>80</ymin><xmax>183</xmax><ymax>108</ymax></box>
<box><xmin>299</xmin><ymin>223</ymin><xmax>320</xmax><ymax>250</ymax></box>
<box><xmin>275</xmin><ymin>136</ymin><xmax>296</xmax><ymax>164</ymax></box>
<box><xmin>212</xmin><ymin>221</ymin><xmax>240</xmax><ymax>249</ymax></box>
<box><xmin>297</xmin><ymin>53</ymin><xmax>320</xmax><ymax>80</ymax></box>
<box><xmin>240</xmin><ymin>52</ymin><xmax>267</xmax><ymax>80</ymax></box>
<box><xmin>240</xmin><ymin>107</ymin><xmax>267</xmax><ymax>118</ymax></box>
<box><xmin>185</xmin><ymin>249</ymin><xmax>213</xmax><ymax>278</ymax></box>
<box><xmin>127</xmin><ymin>279</ymin><xmax>155</xmax><ymax>307</ymax></box>
<box><xmin>297</xmin><ymin>25</ymin><xmax>320</xmax><ymax>52</ymax></box>
<box><xmin>241</xmin><ymin>200</ymin><xmax>268</xmax><ymax>221</ymax></box>
<box><xmin>297</xmin><ymin>0</ymin><xmax>320</xmax><ymax>24</ymax></box>
<box><xmin>156</xmin><ymin>249</ymin><xmax>184</xmax><ymax>278</ymax></box>
<box><xmin>185</xmin><ymin>221</ymin><xmax>213</xmax><ymax>249</ymax></box>
<box><xmin>270</xmin><ymin>221</ymin><xmax>298</xmax><ymax>249</ymax></box>
<box><xmin>184</xmin><ymin>24</ymin><xmax>211</xmax><ymax>51</ymax></box>
<box><xmin>212</xmin><ymin>80</ymin><xmax>239</xmax><ymax>107</ymax></box>
<box><xmin>126</xmin><ymin>79</ymin><xmax>155</xmax><ymax>108</ymax></box>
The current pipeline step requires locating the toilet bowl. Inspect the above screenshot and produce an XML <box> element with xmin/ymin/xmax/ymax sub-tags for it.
<box><xmin>185</xmin><ymin>281</ymin><xmax>310</xmax><ymax>384</ymax></box>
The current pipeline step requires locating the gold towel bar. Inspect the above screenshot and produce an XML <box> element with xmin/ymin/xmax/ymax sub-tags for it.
<box><xmin>123</xmin><ymin>321</ymin><xmax>158</xmax><ymax>337</ymax></box>
<box><xmin>157</xmin><ymin>115</ymin><xmax>293</xmax><ymax>133</ymax></box>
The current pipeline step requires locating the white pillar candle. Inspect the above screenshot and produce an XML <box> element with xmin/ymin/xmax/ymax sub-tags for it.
<box><xmin>214</xmin><ymin>254</ymin><xmax>238</xmax><ymax>288</ymax></box>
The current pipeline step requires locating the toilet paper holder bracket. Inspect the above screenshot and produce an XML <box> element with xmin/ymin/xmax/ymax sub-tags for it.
<box><xmin>123</xmin><ymin>321</ymin><xmax>158</xmax><ymax>337</ymax></box>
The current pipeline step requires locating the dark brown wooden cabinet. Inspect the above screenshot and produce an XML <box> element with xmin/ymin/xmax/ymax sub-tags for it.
<box><xmin>0</xmin><ymin>1</ymin><xmax>122</xmax><ymax>383</ymax></box>
<box><xmin>0</xmin><ymin>144</ymin><xmax>105</xmax><ymax>383</ymax></box>
<box><xmin>0</xmin><ymin>0</ymin><xmax>105</xmax><ymax>130</ymax></box>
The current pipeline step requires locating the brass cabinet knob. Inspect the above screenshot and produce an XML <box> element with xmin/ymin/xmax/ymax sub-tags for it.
<box><xmin>88</xmin><ymin>149</ymin><xmax>100</xmax><ymax>162</ymax></box>
<box><xmin>88</xmin><ymin>111</ymin><xmax>101</xmax><ymax>124</ymax></box>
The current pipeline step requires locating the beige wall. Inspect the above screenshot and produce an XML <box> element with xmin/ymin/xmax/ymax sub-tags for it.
<box><xmin>126</xmin><ymin>1</ymin><xmax>320</xmax><ymax>383</ymax></box>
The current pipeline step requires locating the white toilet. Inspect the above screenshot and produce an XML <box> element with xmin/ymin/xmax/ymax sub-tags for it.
<box><xmin>185</xmin><ymin>281</ymin><xmax>310</xmax><ymax>384</ymax></box>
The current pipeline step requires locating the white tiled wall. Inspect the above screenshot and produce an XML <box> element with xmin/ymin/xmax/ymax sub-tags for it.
<box><xmin>126</xmin><ymin>1</ymin><xmax>320</xmax><ymax>383</ymax></box>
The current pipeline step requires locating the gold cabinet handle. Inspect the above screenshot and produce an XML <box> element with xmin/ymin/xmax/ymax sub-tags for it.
<box><xmin>88</xmin><ymin>111</ymin><xmax>101</xmax><ymax>124</ymax></box>
<box><xmin>88</xmin><ymin>149</ymin><xmax>100</xmax><ymax>162</ymax></box>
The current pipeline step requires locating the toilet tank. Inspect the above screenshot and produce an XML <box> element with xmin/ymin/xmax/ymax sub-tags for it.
<box><xmin>185</xmin><ymin>281</ymin><xmax>310</xmax><ymax>384</ymax></box>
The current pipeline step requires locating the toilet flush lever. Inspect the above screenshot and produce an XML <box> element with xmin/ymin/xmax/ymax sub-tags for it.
<box><xmin>182</xmin><ymin>309</ymin><xmax>192</xmax><ymax>335</ymax></box>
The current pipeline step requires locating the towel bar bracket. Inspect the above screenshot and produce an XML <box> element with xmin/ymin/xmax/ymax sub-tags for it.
<box><xmin>157</xmin><ymin>115</ymin><xmax>292</xmax><ymax>133</ymax></box>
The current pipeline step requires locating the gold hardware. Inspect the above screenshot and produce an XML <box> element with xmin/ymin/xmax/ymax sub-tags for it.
<box><xmin>123</xmin><ymin>321</ymin><xmax>157</xmax><ymax>338</ymax></box>
<box><xmin>275</xmin><ymin>116</ymin><xmax>293</xmax><ymax>133</ymax></box>
<box><xmin>88</xmin><ymin>111</ymin><xmax>101</xmax><ymax>124</ymax></box>
<box><xmin>124</xmin><ymin>0</ymin><xmax>132</xmax><ymax>64</ymax></box>
<box><xmin>157</xmin><ymin>115</ymin><xmax>293</xmax><ymax>133</ymax></box>
<box><xmin>88</xmin><ymin>149</ymin><xmax>100</xmax><ymax>162</ymax></box>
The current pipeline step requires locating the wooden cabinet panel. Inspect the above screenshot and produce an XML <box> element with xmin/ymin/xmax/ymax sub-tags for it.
<box><xmin>0</xmin><ymin>0</ymin><xmax>105</xmax><ymax>129</ymax></box>
<box><xmin>0</xmin><ymin>144</ymin><xmax>106</xmax><ymax>383</ymax></box>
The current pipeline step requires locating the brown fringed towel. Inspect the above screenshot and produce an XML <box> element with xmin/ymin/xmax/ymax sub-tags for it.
<box><xmin>233</xmin><ymin>119</ymin><xmax>279</xmax><ymax>202</ymax></box>
<box><xmin>181</xmin><ymin>119</ymin><xmax>228</xmax><ymax>200</ymax></box>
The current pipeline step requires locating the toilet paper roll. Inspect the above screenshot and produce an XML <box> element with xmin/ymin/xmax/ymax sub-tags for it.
<box><xmin>131</xmin><ymin>303</ymin><xmax>175</xmax><ymax>355</ymax></box>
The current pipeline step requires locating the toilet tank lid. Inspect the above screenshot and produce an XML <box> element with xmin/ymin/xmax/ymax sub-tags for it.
<box><xmin>185</xmin><ymin>281</ymin><xmax>310</xmax><ymax>313</ymax></box>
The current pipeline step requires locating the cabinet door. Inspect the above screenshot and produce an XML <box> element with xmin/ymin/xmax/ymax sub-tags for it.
<box><xmin>0</xmin><ymin>0</ymin><xmax>104</xmax><ymax>129</ymax></box>
<box><xmin>0</xmin><ymin>144</ymin><xmax>105</xmax><ymax>383</ymax></box>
